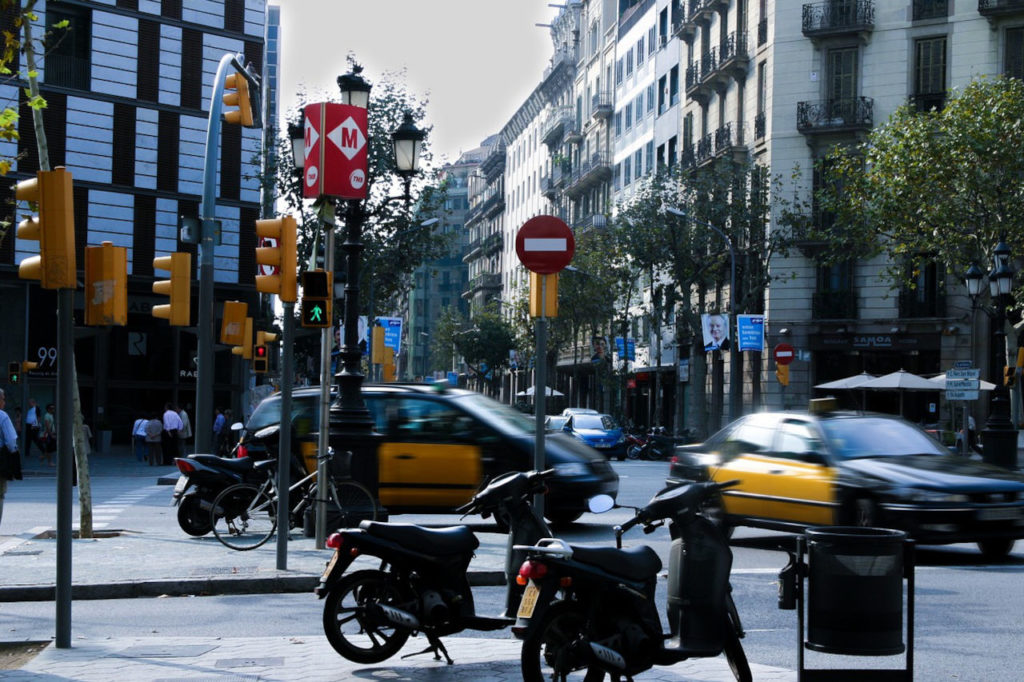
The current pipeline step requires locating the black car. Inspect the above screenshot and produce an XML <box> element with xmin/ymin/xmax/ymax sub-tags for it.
<box><xmin>668</xmin><ymin>404</ymin><xmax>1024</xmax><ymax>559</ymax></box>
<box><xmin>242</xmin><ymin>384</ymin><xmax>618</xmax><ymax>525</ymax></box>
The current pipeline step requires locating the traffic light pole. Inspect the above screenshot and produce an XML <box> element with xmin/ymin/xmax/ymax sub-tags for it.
<box><xmin>55</xmin><ymin>287</ymin><xmax>74</xmax><ymax>647</ymax></box>
<box><xmin>195</xmin><ymin>53</ymin><xmax>236</xmax><ymax>453</ymax></box>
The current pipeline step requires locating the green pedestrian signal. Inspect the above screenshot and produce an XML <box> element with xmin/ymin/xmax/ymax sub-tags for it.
<box><xmin>8</xmin><ymin>361</ymin><xmax>20</xmax><ymax>384</ymax></box>
<box><xmin>300</xmin><ymin>270</ymin><xmax>332</xmax><ymax>329</ymax></box>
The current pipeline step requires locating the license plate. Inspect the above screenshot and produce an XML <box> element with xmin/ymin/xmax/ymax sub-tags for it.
<box><xmin>517</xmin><ymin>583</ymin><xmax>540</xmax><ymax>619</ymax></box>
<box><xmin>321</xmin><ymin>551</ymin><xmax>340</xmax><ymax>581</ymax></box>
<box><xmin>172</xmin><ymin>476</ymin><xmax>187</xmax><ymax>500</ymax></box>
<box><xmin>978</xmin><ymin>507</ymin><xmax>1023</xmax><ymax>521</ymax></box>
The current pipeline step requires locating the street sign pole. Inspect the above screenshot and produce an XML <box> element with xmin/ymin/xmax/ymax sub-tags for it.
<box><xmin>534</xmin><ymin>275</ymin><xmax>548</xmax><ymax>516</ymax></box>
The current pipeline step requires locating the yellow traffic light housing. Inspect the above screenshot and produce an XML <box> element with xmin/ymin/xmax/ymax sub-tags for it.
<box><xmin>255</xmin><ymin>215</ymin><xmax>298</xmax><ymax>302</ymax></box>
<box><xmin>776</xmin><ymin>364</ymin><xmax>790</xmax><ymax>386</ymax></box>
<box><xmin>1004</xmin><ymin>365</ymin><xmax>1016</xmax><ymax>387</ymax></box>
<box><xmin>220</xmin><ymin>301</ymin><xmax>248</xmax><ymax>346</ymax></box>
<box><xmin>300</xmin><ymin>270</ymin><xmax>332</xmax><ymax>328</ymax></box>
<box><xmin>85</xmin><ymin>241</ymin><xmax>128</xmax><ymax>326</ymax></box>
<box><xmin>7</xmin><ymin>361</ymin><xmax>19</xmax><ymax>384</ymax></box>
<box><xmin>223</xmin><ymin>71</ymin><xmax>254</xmax><ymax>127</ymax></box>
<box><xmin>529</xmin><ymin>272</ymin><xmax>558</xmax><ymax>317</ymax></box>
<box><xmin>231</xmin><ymin>317</ymin><xmax>254</xmax><ymax>360</ymax></box>
<box><xmin>16</xmin><ymin>167</ymin><xmax>77</xmax><ymax>289</ymax></box>
<box><xmin>21</xmin><ymin>361</ymin><xmax>39</xmax><ymax>374</ymax></box>
<box><xmin>252</xmin><ymin>344</ymin><xmax>269</xmax><ymax>373</ymax></box>
<box><xmin>153</xmin><ymin>252</ymin><xmax>192</xmax><ymax>326</ymax></box>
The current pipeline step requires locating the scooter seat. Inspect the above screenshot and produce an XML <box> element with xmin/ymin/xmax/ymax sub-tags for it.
<box><xmin>359</xmin><ymin>521</ymin><xmax>479</xmax><ymax>555</ymax></box>
<box><xmin>570</xmin><ymin>544</ymin><xmax>662</xmax><ymax>582</ymax></box>
<box><xmin>189</xmin><ymin>454</ymin><xmax>255</xmax><ymax>472</ymax></box>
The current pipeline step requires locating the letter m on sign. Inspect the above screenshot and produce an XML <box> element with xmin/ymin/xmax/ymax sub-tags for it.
<box><xmin>322</xmin><ymin>103</ymin><xmax>368</xmax><ymax>199</ymax></box>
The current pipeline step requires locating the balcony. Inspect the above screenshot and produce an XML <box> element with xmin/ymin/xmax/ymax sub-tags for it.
<box><xmin>592</xmin><ymin>92</ymin><xmax>613</xmax><ymax>120</ymax></box>
<box><xmin>479</xmin><ymin>189</ymin><xmax>505</xmax><ymax>219</ymax></box>
<box><xmin>542</xmin><ymin>106</ymin><xmax>574</xmax><ymax>149</ymax></box>
<box><xmin>802</xmin><ymin>0</ymin><xmax>874</xmax><ymax>41</ymax></box>
<box><xmin>468</xmin><ymin>272</ymin><xmax>502</xmax><ymax>294</ymax></box>
<box><xmin>710</xmin><ymin>32</ymin><xmax>750</xmax><ymax>86</ymax></box>
<box><xmin>673</xmin><ymin>0</ymin><xmax>702</xmax><ymax>42</ymax></box>
<box><xmin>684</xmin><ymin>49</ymin><xmax>717</xmax><ymax>103</ymax></box>
<box><xmin>909</xmin><ymin>92</ymin><xmax>946</xmax><ymax>113</ymax></box>
<box><xmin>480</xmin><ymin>144</ymin><xmax>506</xmax><ymax>182</ymax></box>
<box><xmin>462</xmin><ymin>238</ymin><xmax>482</xmax><ymax>263</ymax></box>
<box><xmin>979</xmin><ymin>0</ymin><xmax>1024</xmax><ymax>19</ymax></box>
<box><xmin>797</xmin><ymin>97</ymin><xmax>873</xmax><ymax>135</ymax></box>
<box><xmin>564</xmin><ymin>152</ymin><xmax>612</xmax><ymax>199</ymax></box>
<box><xmin>812</xmin><ymin>290</ymin><xmax>858</xmax><ymax>320</ymax></box>
<box><xmin>714</xmin><ymin>122</ymin><xmax>746</xmax><ymax>158</ymax></box>
<box><xmin>690</xmin><ymin>0</ymin><xmax>730</xmax><ymax>26</ymax></box>
<box><xmin>899</xmin><ymin>289</ymin><xmax>946</xmax><ymax>318</ymax></box>
<box><xmin>564</xmin><ymin>119</ymin><xmax>583</xmax><ymax>144</ymax></box>
<box><xmin>573</xmin><ymin>212</ymin><xmax>608</xmax><ymax>232</ymax></box>
<box><xmin>695</xmin><ymin>133</ymin><xmax>714</xmax><ymax>165</ymax></box>
<box><xmin>482</xmin><ymin>231</ymin><xmax>503</xmax><ymax>255</ymax></box>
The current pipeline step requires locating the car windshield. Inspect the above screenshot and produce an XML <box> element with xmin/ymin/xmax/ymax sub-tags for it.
<box><xmin>453</xmin><ymin>392</ymin><xmax>537</xmax><ymax>435</ymax></box>
<box><xmin>819</xmin><ymin>417</ymin><xmax>947</xmax><ymax>459</ymax></box>
<box><xmin>245</xmin><ymin>394</ymin><xmax>325</xmax><ymax>433</ymax></box>
<box><xmin>575</xmin><ymin>414</ymin><xmax>614</xmax><ymax>430</ymax></box>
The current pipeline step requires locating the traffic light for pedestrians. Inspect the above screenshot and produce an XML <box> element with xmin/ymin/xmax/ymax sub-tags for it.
<box><xmin>300</xmin><ymin>270</ymin><xmax>332</xmax><ymax>328</ymax></box>
<box><xmin>776</xmin><ymin>364</ymin><xmax>790</xmax><ymax>386</ymax></box>
<box><xmin>152</xmin><ymin>252</ymin><xmax>192</xmax><ymax>326</ymax></box>
<box><xmin>252</xmin><ymin>331</ymin><xmax>277</xmax><ymax>373</ymax></box>
<box><xmin>85</xmin><ymin>241</ymin><xmax>128</xmax><ymax>326</ymax></box>
<box><xmin>7</xmin><ymin>362</ymin><xmax>19</xmax><ymax>384</ymax></box>
<box><xmin>223</xmin><ymin>71</ymin><xmax>254</xmax><ymax>127</ymax></box>
<box><xmin>231</xmin><ymin>317</ymin><xmax>254</xmax><ymax>360</ymax></box>
<box><xmin>255</xmin><ymin>215</ymin><xmax>298</xmax><ymax>302</ymax></box>
<box><xmin>16</xmin><ymin>167</ymin><xmax>77</xmax><ymax>290</ymax></box>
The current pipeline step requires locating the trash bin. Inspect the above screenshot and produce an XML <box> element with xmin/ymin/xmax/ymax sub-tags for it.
<box><xmin>805</xmin><ymin>526</ymin><xmax>907</xmax><ymax>656</ymax></box>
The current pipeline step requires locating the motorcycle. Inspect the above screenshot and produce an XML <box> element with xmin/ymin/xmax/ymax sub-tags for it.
<box><xmin>624</xmin><ymin>430</ymin><xmax>648</xmax><ymax>460</ymax></box>
<box><xmin>631</xmin><ymin>427</ymin><xmax>698</xmax><ymax>461</ymax></box>
<box><xmin>512</xmin><ymin>479</ymin><xmax>751</xmax><ymax>681</ymax></box>
<box><xmin>171</xmin><ymin>424</ymin><xmax>276</xmax><ymax>536</ymax></box>
<box><xmin>314</xmin><ymin>469</ymin><xmax>613</xmax><ymax>665</ymax></box>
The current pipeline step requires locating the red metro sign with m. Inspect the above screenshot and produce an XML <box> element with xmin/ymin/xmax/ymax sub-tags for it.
<box><xmin>303</xmin><ymin>102</ymin><xmax>368</xmax><ymax>200</ymax></box>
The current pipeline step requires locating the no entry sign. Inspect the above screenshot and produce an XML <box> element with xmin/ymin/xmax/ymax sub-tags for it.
<box><xmin>303</xmin><ymin>102</ymin><xmax>368</xmax><ymax>200</ymax></box>
<box><xmin>773</xmin><ymin>343</ymin><xmax>795</xmax><ymax>366</ymax></box>
<box><xmin>515</xmin><ymin>215</ymin><xmax>575</xmax><ymax>274</ymax></box>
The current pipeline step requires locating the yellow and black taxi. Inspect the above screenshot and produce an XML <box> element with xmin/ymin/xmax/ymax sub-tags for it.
<box><xmin>667</xmin><ymin>400</ymin><xmax>1024</xmax><ymax>559</ymax></box>
<box><xmin>241</xmin><ymin>383</ymin><xmax>618</xmax><ymax>525</ymax></box>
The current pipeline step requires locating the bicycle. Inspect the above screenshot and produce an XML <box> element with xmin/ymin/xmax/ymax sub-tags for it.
<box><xmin>210</xmin><ymin>448</ymin><xmax>378</xmax><ymax>551</ymax></box>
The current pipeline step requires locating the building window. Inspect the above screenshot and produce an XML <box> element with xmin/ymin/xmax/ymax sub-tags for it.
<box><xmin>625</xmin><ymin>102</ymin><xmax>633</xmax><ymax>130</ymax></box>
<box><xmin>615</xmin><ymin>59</ymin><xmax>623</xmax><ymax>85</ymax></box>
<box><xmin>649</xmin><ymin>26</ymin><xmax>656</xmax><ymax>54</ymax></box>
<box><xmin>900</xmin><ymin>260</ymin><xmax>945</xmax><ymax>317</ymax></box>
<box><xmin>635</xmin><ymin>94</ymin><xmax>643</xmax><ymax>118</ymax></box>
<box><xmin>647</xmin><ymin>84</ymin><xmax>655</xmax><ymax>111</ymax></box>
<box><xmin>669</xmin><ymin>66</ymin><xmax>679</xmax><ymax>106</ymax></box>
<box><xmin>626</xmin><ymin>50</ymin><xmax>634</xmax><ymax>77</ymax></box>
<box><xmin>615</xmin><ymin>111</ymin><xmax>622</xmax><ymax>137</ymax></box>
<box><xmin>635</xmin><ymin>149</ymin><xmax>643</xmax><ymax>178</ymax></box>
<box><xmin>624</xmin><ymin>157</ymin><xmax>632</xmax><ymax>186</ymax></box>
<box><xmin>914</xmin><ymin>36</ymin><xmax>947</xmax><ymax>111</ymax></box>
<box><xmin>1007</xmin><ymin>27</ymin><xmax>1024</xmax><ymax>81</ymax></box>
<box><xmin>667</xmin><ymin>136</ymin><xmax>677</xmax><ymax>168</ymax></box>
<box><xmin>814</xmin><ymin>262</ymin><xmax>855</xmax><ymax>319</ymax></box>
<box><xmin>658</xmin><ymin>75</ymin><xmax>667</xmax><ymax>114</ymax></box>
<box><xmin>646</xmin><ymin>141</ymin><xmax>654</xmax><ymax>173</ymax></box>
<box><xmin>45</xmin><ymin>2</ymin><xmax>91</xmax><ymax>89</ymax></box>
<box><xmin>913</xmin><ymin>0</ymin><xmax>948</xmax><ymax>21</ymax></box>
<box><xmin>637</xmin><ymin>37</ymin><xmax>645</xmax><ymax>65</ymax></box>
<box><xmin>827</xmin><ymin>47</ymin><xmax>858</xmax><ymax>102</ymax></box>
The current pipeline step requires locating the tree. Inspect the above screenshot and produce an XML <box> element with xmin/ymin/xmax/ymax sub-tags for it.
<box><xmin>813</xmin><ymin>76</ymin><xmax>1024</xmax><ymax>291</ymax></box>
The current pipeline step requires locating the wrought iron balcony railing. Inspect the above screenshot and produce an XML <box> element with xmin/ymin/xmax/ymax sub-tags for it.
<box><xmin>802</xmin><ymin>0</ymin><xmax>874</xmax><ymax>37</ymax></box>
<box><xmin>797</xmin><ymin>97</ymin><xmax>874</xmax><ymax>133</ymax></box>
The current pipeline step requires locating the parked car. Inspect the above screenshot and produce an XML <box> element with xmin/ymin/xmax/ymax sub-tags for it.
<box><xmin>562</xmin><ymin>413</ymin><xmax>627</xmax><ymax>461</ymax></box>
<box><xmin>545</xmin><ymin>415</ymin><xmax>570</xmax><ymax>432</ymax></box>
<box><xmin>667</xmin><ymin>401</ymin><xmax>1024</xmax><ymax>559</ymax></box>
<box><xmin>242</xmin><ymin>384</ymin><xmax>619</xmax><ymax>525</ymax></box>
<box><xmin>561</xmin><ymin>407</ymin><xmax>599</xmax><ymax>416</ymax></box>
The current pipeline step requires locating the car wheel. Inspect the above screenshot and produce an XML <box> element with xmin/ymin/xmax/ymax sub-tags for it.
<box><xmin>544</xmin><ymin>509</ymin><xmax>583</xmax><ymax>527</ymax></box>
<box><xmin>978</xmin><ymin>539</ymin><xmax>1015</xmax><ymax>561</ymax></box>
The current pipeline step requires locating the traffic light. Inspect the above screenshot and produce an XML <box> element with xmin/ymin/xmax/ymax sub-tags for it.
<box><xmin>255</xmin><ymin>215</ymin><xmax>298</xmax><ymax>302</ymax></box>
<box><xmin>21</xmin><ymin>361</ymin><xmax>38</xmax><ymax>374</ymax></box>
<box><xmin>152</xmin><ymin>252</ymin><xmax>192</xmax><ymax>326</ymax></box>
<box><xmin>220</xmin><ymin>301</ymin><xmax>248</xmax><ymax>345</ymax></box>
<box><xmin>16</xmin><ymin>167</ymin><xmax>77</xmax><ymax>290</ymax></box>
<box><xmin>300</xmin><ymin>270</ymin><xmax>332</xmax><ymax>328</ymax></box>
<box><xmin>252</xmin><ymin>331</ymin><xmax>278</xmax><ymax>374</ymax></box>
<box><xmin>529</xmin><ymin>272</ymin><xmax>559</xmax><ymax>317</ymax></box>
<box><xmin>231</xmin><ymin>317</ymin><xmax>254</xmax><ymax>360</ymax></box>
<box><xmin>776</xmin><ymin>364</ymin><xmax>790</xmax><ymax>387</ymax></box>
<box><xmin>371</xmin><ymin>326</ymin><xmax>386</xmax><ymax>364</ymax></box>
<box><xmin>1004</xmin><ymin>366</ymin><xmax>1016</xmax><ymax>387</ymax></box>
<box><xmin>222</xmin><ymin>70</ymin><xmax>254</xmax><ymax>127</ymax></box>
<box><xmin>7</xmin><ymin>362</ymin><xmax>19</xmax><ymax>384</ymax></box>
<box><xmin>85</xmin><ymin>241</ymin><xmax>128</xmax><ymax>326</ymax></box>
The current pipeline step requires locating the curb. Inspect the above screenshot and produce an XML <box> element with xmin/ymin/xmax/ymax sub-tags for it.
<box><xmin>0</xmin><ymin>570</ymin><xmax>508</xmax><ymax>602</ymax></box>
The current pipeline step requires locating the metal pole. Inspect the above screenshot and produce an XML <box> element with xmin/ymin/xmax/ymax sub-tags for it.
<box><xmin>534</xmin><ymin>275</ymin><xmax>548</xmax><ymax>515</ymax></box>
<box><xmin>55</xmin><ymin>287</ymin><xmax>73</xmax><ymax>647</ymax></box>
<box><xmin>316</xmin><ymin>201</ymin><xmax>336</xmax><ymax>548</ymax></box>
<box><xmin>276</xmin><ymin>302</ymin><xmax>295</xmax><ymax>568</ymax></box>
<box><xmin>195</xmin><ymin>53</ymin><xmax>235</xmax><ymax>454</ymax></box>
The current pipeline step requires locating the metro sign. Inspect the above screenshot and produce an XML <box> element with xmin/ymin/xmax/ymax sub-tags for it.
<box><xmin>303</xmin><ymin>102</ymin><xmax>368</xmax><ymax>200</ymax></box>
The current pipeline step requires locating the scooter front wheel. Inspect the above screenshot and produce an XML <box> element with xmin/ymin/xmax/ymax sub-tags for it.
<box><xmin>723</xmin><ymin>606</ymin><xmax>752</xmax><ymax>682</ymax></box>
<box><xmin>522</xmin><ymin>601</ymin><xmax>604</xmax><ymax>681</ymax></box>
<box><xmin>323</xmin><ymin>569</ymin><xmax>412</xmax><ymax>664</ymax></box>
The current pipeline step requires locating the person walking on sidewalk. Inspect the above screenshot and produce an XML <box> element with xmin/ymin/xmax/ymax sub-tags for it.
<box><xmin>212</xmin><ymin>407</ymin><xmax>226</xmax><ymax>456</ymax></box>
<box><xmin>0</xmin><ymin>388</ymin><xmax>22</xmax><ymax>529</ymax></box>
<box><xmin>177</xmin><ymin>404</ymin><xmax>192</xmax><ymax>458</ymax></box>
<box><xmin>23</xmin><ymin>398</ymin><xmax>40</xmax><ymax>460</ymax></box>
<box><xmin>39</xmin><ymin>404</ymin><xmax>56</xmax><ymax>467</ymax></box>
<box><xmin>145</xmin><ymin>412</ymin><xmax>163</xmax><ymax>466</ymax></box>
<box><xmin>161</xmin><ymin>403</ymin><xmax>182</xmax><ymax>465</ymax></box>
<box><xmin>132</xmin><ymin>415</ymin><xmax>148</xmax><ymax>462</ymax></box>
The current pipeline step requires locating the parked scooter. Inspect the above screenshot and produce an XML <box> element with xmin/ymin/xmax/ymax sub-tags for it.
<box><xmin>624</xmin><ymin>430</ymin><xmax>648</xmax><ymax>460</ymax></box>
<box><xmin>171</xmin><ymin>424</ymin><xmax>275</xmax><ymax>536</ymax></box>
<box><xmin>314</xmin><ymin>469</ymin><xmax>612</xmax><ymax>665</ymax></box>
<box><xmin>512</xmin><ymin>479</ymin><xmax>751</xmax><ymax>681</ymax></box>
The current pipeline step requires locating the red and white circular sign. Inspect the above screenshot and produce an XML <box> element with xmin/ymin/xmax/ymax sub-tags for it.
<box><xmin>773</xmin><ymin>343</ymin><xmax>795</xmax><ymax>366</ymax></box>
<box><xmin>258</xmin><ymin>238</ymin><xmax>279</xmax><ymax>276</ymax></box>
<box><xmin>515</xmin><ymin>215</ymin><xmax>575</xmax><ymax>274</ymax></box>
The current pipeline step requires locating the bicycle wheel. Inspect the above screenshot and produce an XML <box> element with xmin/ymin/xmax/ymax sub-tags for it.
<box><xmin>211</xmin><ymin>483</ymin><xmax>277</xmax><ymax>551</ymax></box>
<box><xmin>328</xmin><ymin>479</ymin><xmax>379</xmax><ymax>529</ymax></box>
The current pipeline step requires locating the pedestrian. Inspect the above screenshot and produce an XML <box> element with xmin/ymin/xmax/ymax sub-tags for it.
<box><xmin>132</xmin><ymin>415</ymin><xmax>148</xmax><ymax>462</ymax></box>
<box><xmin>144</xmin><ymin>412</ymin><xmax>163</xmax><ymax>466</ymax></box>
<box><xmin>40</xmin><ymin>403</ymin><xmax>56</xmax><ymax>467</ymax></box>
<box><xmin>161</xmin><ymin>402</ymin><xmax>182</xmax><ymax>465</ymax></box>
<box><xmin>221</xmin><ymin>409</ymin><xmax>234</xmax><ymax>456</ymax></box>
<box><xmin>23</xmin><ymin>398</ymin><xmax>39</xmax><ymax>459</ymax></box>
<box><xmin>968</xmin><ymin>414</ymin><xmax>982</xmax><ymax>455</ymax></box>
<box><xmin>212</xmin><ymin>407</ymin><xmax>226</xmax><ymax>455</ymax></box>
<box><xmin>177</xmin><ymin>404</ymin><xmax>192</xmax><ymax>458</ymax></box>
<box><xmin>0</xmin><ymin>388</ymin><xmax>23</xmax><ymax>530</ymax></box>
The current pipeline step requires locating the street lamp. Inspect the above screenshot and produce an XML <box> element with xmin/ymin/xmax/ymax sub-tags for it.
<box><xmin>665</xmin><ymin>206</ymin><xmax>740</xmax><ymax>422</ymax></box>
<box><xmin>967</xmin><ymin>237</ymin><xmax>1017</xmax><ymax>469</ymax></box>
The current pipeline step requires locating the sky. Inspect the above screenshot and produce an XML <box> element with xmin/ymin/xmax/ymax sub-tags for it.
<box><xmin>275</xmin><ymin>1</ymin><xmax>563</xmax><ymax>165</ymax></box>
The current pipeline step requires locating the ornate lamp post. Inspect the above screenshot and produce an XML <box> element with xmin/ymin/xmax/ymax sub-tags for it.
<box><xmin>973</xmin><ymin>237</ymin><xmax>1017</xmax><ymax>469</ymax></box>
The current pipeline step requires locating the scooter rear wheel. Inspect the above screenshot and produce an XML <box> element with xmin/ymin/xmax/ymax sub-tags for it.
<box><xmin>177</xmin><ymin>494</ymin><xmax>213</xmax><ymax>536</ymax></box>
<box><xmin>522</xmin><ymin>601</ymin><xmax>603</xmax><ymax>681</ymax></box>
<box><xmin>323</xmin><ymin>569</ymin><xmax>412</xmax><ymax>664</ymax></box>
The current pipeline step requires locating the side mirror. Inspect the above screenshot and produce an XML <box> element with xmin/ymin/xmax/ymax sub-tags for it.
<box><xmin>230</xmin><ymin>422</ymin><xmax>244</xmax><ymax>432</ymax></box>
<box><xmin>587</xmin><ymin>494</ymin><xmax>615</xmax><ymax>514</ymax></box>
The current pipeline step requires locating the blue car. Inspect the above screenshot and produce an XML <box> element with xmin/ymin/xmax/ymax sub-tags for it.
<box><xmin>563</xmin><ymin>413</ymin><xmax>626</xmax><ymax>460</ymax></box>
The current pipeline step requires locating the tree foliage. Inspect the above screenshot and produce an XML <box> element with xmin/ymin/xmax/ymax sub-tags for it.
<box><xmin>813</xmin><ymin>76</ymin><xmax>1024</xmax><ymax>290</ymax></box>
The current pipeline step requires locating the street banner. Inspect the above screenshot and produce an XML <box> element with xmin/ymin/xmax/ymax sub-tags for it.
<box><xmin>737</xmin><ymin>314</ymin><xmax>765</xmax><ymax>352</ymax></box>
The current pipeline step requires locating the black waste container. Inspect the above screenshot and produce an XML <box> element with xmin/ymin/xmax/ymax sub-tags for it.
<box><xmin>805</xmin><ymin>526</ymin><xmax>907</xmax><ymax>656</ymax></box>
